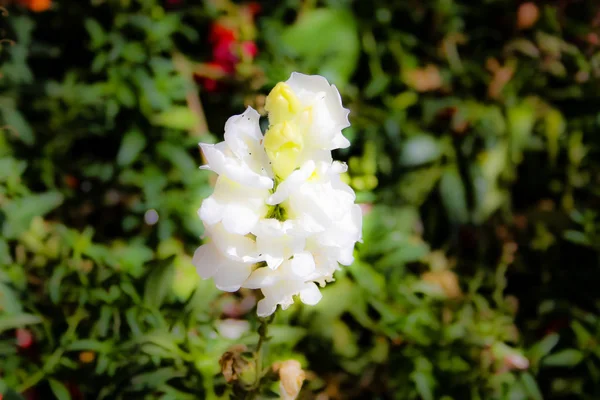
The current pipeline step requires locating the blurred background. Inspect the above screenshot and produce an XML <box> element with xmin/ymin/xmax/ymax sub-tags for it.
<box><xmin>1</xmin><ymin>0</ymin><xmax>600</xmax><ymax>399</ymax></box>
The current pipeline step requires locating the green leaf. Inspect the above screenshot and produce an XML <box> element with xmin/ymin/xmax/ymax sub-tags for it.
<box><xmin>281</xmin><ymin>9</ymin><xmax>359</xmax><ymax>84</ymax></box>
<box><xmin>543</xmin><ymin>349</ymin><xmax>584</xmax><ymax>367</ymax></box>
<box><xmin>348</xmin><ymin>260</ymin><xmax>385</xmax><ymax>296</ymax></box>
<box><xmin>269</xmin><ymin>325</ymin><xmax>306</xmax><ymax>347</ymax></box>
<box><xmin>571</xmin><ymin>320</ymin><xmax>593</xmax><ymax>348</ymax></box>
<box><xmin>66</xmin><ymin>339</ymin><xmax>112</xmax><ymax>353</ymax></box>
<box><xmin>85</xmin><ymin>19</ymin><xmax>106</xmax><ymax>48</ymax></box>
<box><xmin>439</xmin><ymin>166</ymin><xmax>469</xmax><ymax>224</ymax></box>
<box><xmin>364</xmin><ymin>75</ymin><xmax>391</xmax><ymax>98</ymax></box>
<box><xmin>130</xmin><ymin>367</ymin><xmax>184</xmax><ymax>390</ymax></box>
<box><xmin>507</xmin><ymin>102</ymin><xmax>536</xmax><ymax>164</ymax></box>
<box><xmin>412</xmin><ymin>371</ymin><xmax>434</xmax><ymax>400</ymax></box>
<box><xmin>156</xmin><ymin>142</ymin><xmax>196</xmax><ymax>173</ymax></box>
<box><xmin>143</xmin><ymin>256</ymin><xmax>176</xmax><ymax>309</ymax></box>
<box><xmin>122</xmin><ymin>42</ymin><xmax>146</xmax><ymax>63</ymax></box>
<box><xmin>0</xmin><ymin>282</ymin><xmax>22</xmax><ymax>314</ymax></box>
<box><xmin>1</xmin><ymin>108</ymin><xmax>34</xmax><ymax>145</ymax></box>
<box><xmin>49</xmin><ymin>265</ymin><xmax>67</xmax><ymax>304</ymax></box>
<box><xmin>528</xmin><ymin>333</ymin><xmax>559</xmax><ymax>366</ymax></box>
<box><xmin>520</xmin><ymin>372</ymin><xmax>543</xmax><ymax>400</ymax></box>
<box><xmin>116</xmin><ymin>84</ymin><xmax>136</xmax><ymax>108</ymax></box>
<box><xmin>152</xmin><ymin>106</ymin><xmax>199</xmax><ymax>131</ymax></box>
<box><xmin>117</xmin><ymin>129</ymin><xmax>146</xmax><ymax>166</ymax></box>
<box><xmin>2</xmin><ymin>388</ymin><xmax>26</xmax><ymax>400</ymax></box>
<box><xmin>399</xmin><ymin>134</ymin><xmax>441</xmax><ymax>167</ymax></box>
<box><xmin>563</xmin><ymin>230</ymin><xmax>591</xmax><ymax>246</ymax></box>
<box><xmin>48</xmin><ymin>379</ymin><xmax>71</xmax><ymax>400</ymax></box>
<box><xmin>332</xmin><ymin>320</ymin><xmax>359</xmax><ymax>358</ymax></box>
<box><xmin>544</xmin><ymin>109</ymin><xmax>565</xmax><ymax>164</ymax></box>
<box><xmin>110</xmin><ymin>244</ymin><xmax>153</xmax><ymax>277</ymax></box>
<box><xmin>0</xmin><ymin>314</ymin><xmax>42</xmax><ymax>334</ymax></box>
<box><xmin>2</xmin><ymin>192</ymin><xmax>63</xmax><ymax>239</ymax></box>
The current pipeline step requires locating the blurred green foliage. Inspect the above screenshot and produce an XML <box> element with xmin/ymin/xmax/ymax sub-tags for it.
<box><xmin>2</xmin><ymin>0</ymin><xmax>600</xmax><ymax>399</ymax></box>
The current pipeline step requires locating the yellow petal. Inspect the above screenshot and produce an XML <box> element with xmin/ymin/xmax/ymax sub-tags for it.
<box><xmin>264</xmin><ymin>121</ymin><xmax>303</xmax><ymax>178</ymax></box>
<box><xmin>265</xmin><ymin>82</ymin><xmax>301</xmax><ymax>124</ymax></box>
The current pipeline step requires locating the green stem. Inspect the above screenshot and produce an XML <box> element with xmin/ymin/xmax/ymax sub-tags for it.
<box><xmin>247</xmin><ymin>314</ymin><xmax>275</xmax><ymax>399</ymax></box>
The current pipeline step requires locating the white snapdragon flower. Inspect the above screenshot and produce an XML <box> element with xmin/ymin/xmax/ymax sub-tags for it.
<box><xmin>267</xmin><ymin>73</ymin><xmax>351</xmax><ymax>150</ymax></box>
<box><xmin>252</xmin><ymin>219</ymin><xmax>307</xmax><ymax>270</ymax></box>
<box><xmin>193</xmin><ymin>242</ymin><xmax>254</xmax><ymax>292</ymax></box>
<box><xmin>199</xmin><ymin>176</ymin><xmax>269</xmax><ymax>235</ymax></box>
<box><xmin>194</xmin><ymin>73</ymin><xmax>362</xmax><ymax>317</ymax></box>
<box><xmin>199</xmin><ymin>107</ymin><xmax>273</xmax><ymax>189</ymax></box>
<box><xmin>244</xmin><ymin>259</ymin><xmax>322</xmax><ymax>317</ymax></box>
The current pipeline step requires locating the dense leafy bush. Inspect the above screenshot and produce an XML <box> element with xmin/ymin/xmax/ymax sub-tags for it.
<box><xmin>2</xmin><ymin>0</ymin><xmax>600</xmax><ymax>399</ymax></box>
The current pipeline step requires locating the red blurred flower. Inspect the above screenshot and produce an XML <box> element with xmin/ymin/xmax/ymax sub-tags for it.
<box><xmin>16</xmin><ymin>328</ymin><xmax>34</xmax><ymax>349</ymax></box>
<box><xmin>241</xmin><ymin>41</ymin><xmax>258</xmax><ymax>58</ymax></box>
<box><xmin>196</xmin><ymin>62</ymin><xmax>230</xmax><ymax>92</ymax></box>
<box><xmin>247</xmin><ymin>2</ymin><xmax>261</xmax><ymax>17</ymax></box>
<box><xmin>210</xmin><ymin>23</ymin><xmax>237</xmax><ymax>44</ymax></box>
<box><xmin>197</xmin><ymin>6</ymin><xmax>260</xmax><ymax>92</ymax></box>
<box><xmin>17</xmin><ymin>0</ymin><xmax>51</xmax><ymax>12</ymax></box>
<box><xmin>212</xmin><ymin>40</ymin><xmax>237</xmax><ymax>72</ymax></box>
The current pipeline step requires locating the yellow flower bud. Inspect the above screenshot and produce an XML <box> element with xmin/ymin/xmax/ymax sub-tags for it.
<box><xmin>264</xmin><ymin>121</ymin><xmax>303</xmax><ymax>178</ymax></box>
<box><xmin>265</xmin><ymin>82</ymin><xmax>301</xmax><ymax>125</ymax></box>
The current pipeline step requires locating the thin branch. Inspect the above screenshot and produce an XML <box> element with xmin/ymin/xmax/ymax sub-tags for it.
<box><xmin>172</xmin><ymin>51</ymin><xmax>209</xmax><ymax>138</ymax></box>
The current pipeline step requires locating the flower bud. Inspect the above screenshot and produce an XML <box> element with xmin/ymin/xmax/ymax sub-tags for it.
<box><xmin>264</xmin><ymin>121</ymin><xmax>303</xmax><ymax>178</ymax></box>
<box><xmin>219</xmin><ymin>345</ymin><xmax>257</xmax><ymax>389</ymax></box>
<box><xmin>274</xmin><ymin>360</ymin><xmax>305</xmax><ymax>400</ymax></box>
<box><xmin>265</xmin><ymin>82</ymin><xmax>301</xmax><ymax>125</ymax></box>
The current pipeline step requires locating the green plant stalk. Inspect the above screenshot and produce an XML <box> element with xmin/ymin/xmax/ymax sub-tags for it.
<box><xmin>247</xmin><ymin>313</ymin><xmax>276</xmax><ymax>399</ymax></box>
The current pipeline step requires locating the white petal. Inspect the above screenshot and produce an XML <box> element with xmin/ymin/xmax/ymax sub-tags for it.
<box><xmin>198</xmin><ymin>197</ymin><xmax>224</xmax><ymax>226</ymax></box>
<box><xmin>192</xmin><ymin>243</ymin><xmax>222</xmax><ymax>279</ymax></box>
<box><xmin>290</xmin><ymin>252</ymin><xmax>315</xmax><ymax>277</ymax></box>
<box><xmin>286</xmin><ymin>73</ymin><xmax>350</xmax><ymax>130</ymax></box>
<box><xmin>243</xmin><ymin>267</ymin><xmax>278</xmax><ymax>289</ymax></box>
<box><xmin>331</xmin><ymin>160</ymin><xmax>348</xmax><ymax>174</ymax></box>
<box><xmin>299</xmin><ymin>283</ymin><xmax>322</xmax><ymax>306</ymax></box>
<box><xmin>265</xmin><ymin>254</ymin><xmax>284</xmax><ymax>270</ymax></box>
<box><xmin>199</xmin><ymin>143</ymin><xmax>273</xmax><ymax>189</ymax></box>
<box><xmin>213</xmin><ymin>260</ymin><xmax>253</xmax><ymax>292</ymax></box>
<box><xmin>224</xmin><ymin>107</ymin><xmax>262</xmax><ymax>144</ymax></box>
<box><xmin>256</xmin><ymin>297</ymin><xmax>278</xmax><ymax>317</ymax></box>
<box><xmin>252</xmin><ymin>218</ymin><xmax>286</xmax><ymax>237</ymax></box>
<box><xmin>207</xmin><ymin>223</ymin><xmax>260</xmax><ymax>262</ymax></box>
<box><xmin>337</xmin><ymin>245</ymin><xmax>355</xmax><ymax>266</ymax></box>
<box><xmin>224</xmin><ymin>107</ymin><xmax>273</xmax><ymax>178</ymax></box>
<box><xmin>222</xmin><ymin>204</ymin><xmax>260</xmax><ymax>235</ymax></box>
<box><xmin>267</xmin><ymin>161</ymin><xmax>315</xmax><ymax>205</ymax></box>
<box><xmin>352</xmin><ymin>204</ymin><xmax>364</xmax><ymax>243</ymax></box>
<box><xmin>331</xmin><ymin>131</ymin><xmax>351</xmax><ymax>149</ymax></box>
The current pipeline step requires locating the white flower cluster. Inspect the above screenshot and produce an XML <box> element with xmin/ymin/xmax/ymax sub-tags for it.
<box><xmin>193</xmin><ymin>73</ymin><xmax>362</xmax><ymax>316</ymax></box>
